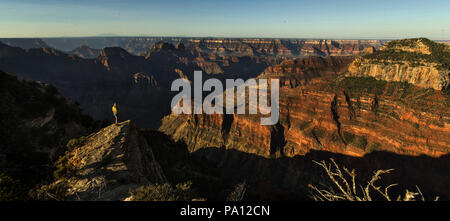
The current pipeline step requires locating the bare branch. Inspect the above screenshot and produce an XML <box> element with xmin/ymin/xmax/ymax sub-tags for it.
<box><xmin>309</xmin><ymin>158</ymin><xmax>438</xmax><ymax>201</ymax></box>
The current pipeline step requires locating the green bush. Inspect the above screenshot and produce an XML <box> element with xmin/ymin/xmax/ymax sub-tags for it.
<box><xmin>297</xmin><ymin>120</ymin><xmax>312</xmax><ymax>131</ymax></box>
<box><xmin>226</xmin><ymin>181</ymin><xmax>247</xmax><ymax>201</ymax></box>
<box><xmin>98</xmin><ymin>154</ymin><xmax>113</xmax><ymax>168</ymax></box>
<box><xmin>338</xmin><ymin>76</ymin><xmax>386</xmax><ymax>95</ymax></box>
<box><xmin>0</xmin><ymin>174</ymin><xmax>27</xmax><ymax>201</ymax></box>
<box><xmin>364</xmin><ymin>38</ymin><xmax>449</xmax><ymax>69</ymax></box>
<box><xmin>30</xmin><ymin>182</ymin><xmax>69</xmax><ymax>201</ymax></box>
<box><xmin>130</xmin><ymin>181</ymin><xmax>197</xmax><ymax>201</ymax></box>
<box><xmin>352</xmin><ymin>135</ymin><xmax>368</xmax><ymax>150</ymax></box>
<box><xmin>343</xmin><ymin>132</ymin><xmax>367</xmax><ymax>150</ymax></box>
<box><xmin>367</xmin><ymin>142</ymin><xmax>382</xmax><ymax>153</ymax></box>
<box><xmin>389</xmin><ymin>112</ymin><xmax>400</xmax><ymax>120</ymax></box>
<box><xmin>53</xmin><ymin>152</ymin><xmax>75</xmax><ymax>180</ymax></box>
<box><xmin>66</xmin><ymin>136</ymin><xmax>87</xmax><ymax>150</ymax></box>
<box><xmin>343</xmin><ymin>131</ymin><xmax>356</xmax><ymax>143</ymax></box>
<box><xmin>339</xmin><ymin>76</ymin><xmax>418</xmax><ymax>101</ymax></box>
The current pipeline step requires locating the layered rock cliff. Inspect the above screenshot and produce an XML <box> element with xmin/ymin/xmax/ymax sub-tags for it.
<box><xmin>160</xmin><ymin>49</ymin><xmax>450</xmax><ymax>158</ymax></box>
<box><xmin>347</xmin><ymin>38</ymin><xmax>450</xmax><ymax>90</ymax></box>
<box><xmin>184</xmin><ymin>38</ymin><xmax>383</xmax><ymax>57</ymax></box>
<box><xmin>160</xmin><ymin>56</ymin><xmax>358</xmax><ymax>157</ymax></box>
<box><xmin>159</xmin><ymin>46</ymin><xmax>450</xmax><ymax>199</ymax></box>
<box><xmin>41</xmin><ymin>37</ymin><xmax>384</xmax><ymax>57</ymax></box>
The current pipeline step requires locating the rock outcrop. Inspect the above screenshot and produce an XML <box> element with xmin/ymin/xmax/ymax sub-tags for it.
<box><xmin>347</xmin><ymin>38</ymin><xmax>450</xmax><ymax>90</ymax></box>
<box><xmin>70</xmin><ymin>45</ymin><xmax>100</xmax><ymax>58</ymax></box>
<box><xmin>43</xmin><ymin>120</ymin><xmax>166</xmax><ymax>201</ymax></box>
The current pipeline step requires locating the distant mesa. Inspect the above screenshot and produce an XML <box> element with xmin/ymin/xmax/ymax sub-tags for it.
<box><xmin>0</xmin><ymin>38</ymin><xmax>49</xmax><ymax>50</ymax></box>
<box><xmin>36</xmin><ymin>37</ymin><xmax>386</xmax><ymax>57</ymax></box>
<box><xmin>0</xmin><ymin>41</ymin><xmax>26</xmax><ymax>57</ymax></box>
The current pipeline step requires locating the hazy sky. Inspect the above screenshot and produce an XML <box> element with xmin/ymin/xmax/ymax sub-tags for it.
<box><xmin>0</xmin><ymin>0</ymin><xmax>449</xmax><ymax>39</ymax></box>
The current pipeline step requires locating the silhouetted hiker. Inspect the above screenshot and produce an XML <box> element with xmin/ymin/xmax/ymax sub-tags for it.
<box><xmin>112</xmin><ymin>102</ymin><xmax>118</xmax><ymax>125</ymax></box>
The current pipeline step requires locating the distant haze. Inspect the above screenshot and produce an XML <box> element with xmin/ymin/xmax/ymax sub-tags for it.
<box><xmin>0</xmin><ymin>0</ymin><xmax>449</xmax><ymax>40</ymax></box>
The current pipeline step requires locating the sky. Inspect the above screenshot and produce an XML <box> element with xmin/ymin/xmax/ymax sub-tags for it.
<box><xmin>0</xmin><ymin>0</ymin><xmax>449</xmax><ymax>39</ymax></box>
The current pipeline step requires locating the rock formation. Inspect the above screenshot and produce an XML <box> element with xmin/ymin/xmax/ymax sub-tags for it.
<box><xmin>41</xmin><ymin>37</ymin><xmax>384</xmax><ymax>57</ymax></box>
<box><xmin>0</xmin><ymin>41</ymin><xmax>272</xmax><ymax>128</ymax></box>
<box><xmin>158</xmin><ymin>40</ymin><xmax>450</xmax><ymax>199</ymax></box>
<box><xmin>347</xmin><ymin>38</ymin><xmax>450</xmax><ymax>90</ymax></box>
<box><xmin>0</xmin><ymin>38</ymin><xmax>49</xmax><ymax>50</ymax></box>
<box><xmin>70</xmin><ymin>45</ymin><xmax>101</xmax><ymax>58</ymax></box>
<box><xmin>1</xmin><ymin>38</ymin><xmax>449</xmax><ymax>200</ymax></box>
<box><xmin>41</xmin><ymin>120</ymin><xmax>166</xmax><ymax>201</ymax></box>
<box><xmin>160</xmin><ymin>41</ymin><xmax>450</xmax><ymax>159</ymax></box>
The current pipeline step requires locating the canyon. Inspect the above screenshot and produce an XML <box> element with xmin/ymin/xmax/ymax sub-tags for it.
<box><xmin>0</xmin><ymin>40</ymin><xmax>270</xmax><ymax>128</ymax></box>
<box><xmin>2</xmin><ymin>37</ymin><xmax>385</xmax><ymax>58</ymax></box>
<box><xmin>160</xmin><ymin>38</ymin><xmax>450</xmax><ymax>159</ymax></box>
<box><xmin>0</xmin><ymin>38</ymin><xmax>449</xmax><ymax>200</ymax></box>
<box><xmin>158</xmin><ymin>39</ymin><xmax>450</xmax><ymax>199</ymax></box>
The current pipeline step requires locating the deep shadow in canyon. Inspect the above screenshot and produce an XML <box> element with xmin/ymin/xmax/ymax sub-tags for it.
<box><xmin>145</xmin><ymin>130</ymin><xmax>450</xmax><ymax>201</ymax></box>
<box><xmin>193</xmin><ymin>147</ymin><xmax>449</xmax><ymax>200</ymax></box>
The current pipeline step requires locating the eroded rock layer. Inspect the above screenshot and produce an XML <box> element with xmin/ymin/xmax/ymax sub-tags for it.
<box><xmin>347</xmin><ymin>38</ymin><xmax>450</xmax><ymax>90</ymax></box>
<box><xmin>160</xmin><ymin>56</ymin><xmax>450</xmax><ymax>158</ymax></box>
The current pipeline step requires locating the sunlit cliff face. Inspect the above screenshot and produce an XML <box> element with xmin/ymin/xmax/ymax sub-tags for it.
<box><xmin>160</xmin><ymin>54</ymin><xmax>450</xmax><ymax>159</ymax></box>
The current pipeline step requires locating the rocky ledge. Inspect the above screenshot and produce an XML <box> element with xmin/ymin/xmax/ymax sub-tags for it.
<box><xmin>40</xmin><ymin>120</ymin><xmax>166</xmax><ymax>201</ymax></box>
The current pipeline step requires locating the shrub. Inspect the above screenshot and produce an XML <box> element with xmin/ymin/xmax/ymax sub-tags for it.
<box><xmin>30</xmin><ymin>182</ymin><xmax>69</xmax><ymax>201</ymax></box>
<box><xmin>226</xmin><ymin>181</ymin><xmax>247</xmax><ymax>201</ymax></box>
<box><xmin>0</xmin><ymin>174</ymin><xmax>28</xmax><ymax>201</ymax></box>
<box><xmin>66</xmin><ymin>136</ymin><xmax>87</xmax><ymax>150</ymax></box>
<box><xmin>130</xmin><ymin>181</ymin><xmax>197</xmax><ymax>201</ymax></box>
<box><xmin>338</xmin><ymin>76</ymin><xmax>386</xmax><ymax>95</ymax></box>
<box><xmin>343</xmin><ymin>132</ymin><xmax>367</xmax><ymax>150</ymax></box>
<box><xmin>53</xmin><ymin>152</ymin><xmax>75</xmax><ymax>180</ymax></box>
<box><xmin>389</xmin><ymin>111</ymin><xmax>400</xmax><ymax>120</ymax></box>
<box><xmin>364</xmin><ymin>38</ymin><xmax>450</xmax><ymax>69</ymax></box>
<box><xmin>352</xmin><ymin>135</ymin><xmax>368</xmax><ymax>150</ymax></box>
<box><xmin>308</xmin><ymin>158</ymin><xmax>438</xmax><ymax>201</ymax></box>
<box><xmin>98</xmin><ymin>154</ymin><xmax>113</xmax><ymax>168</ymax></box>
<box><xmin>343</xmin><ymin>131</ymin><xmax>355</xmax><ymax>143</ymax></box>
<box><xmin>297</xmin><ymin>120</ymin><xmax>312</xmax><ymax>131</ymax></box>
<box><xmin>367</xmin><ymin>142</ymin><xmax>382</xmax><ymax>153</ymax></box>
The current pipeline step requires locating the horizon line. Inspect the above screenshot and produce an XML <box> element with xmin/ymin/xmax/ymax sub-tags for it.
<box><xmin>1</xmin><ymin>35</ymin><xmax>450</xmax><ymax>41</ymax></box>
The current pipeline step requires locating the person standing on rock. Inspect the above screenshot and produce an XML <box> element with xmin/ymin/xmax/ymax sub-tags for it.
<box><xmin>112</xmin><ymin>102</ymin><xmax>118</xmax><ymax>125</ymax></box>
